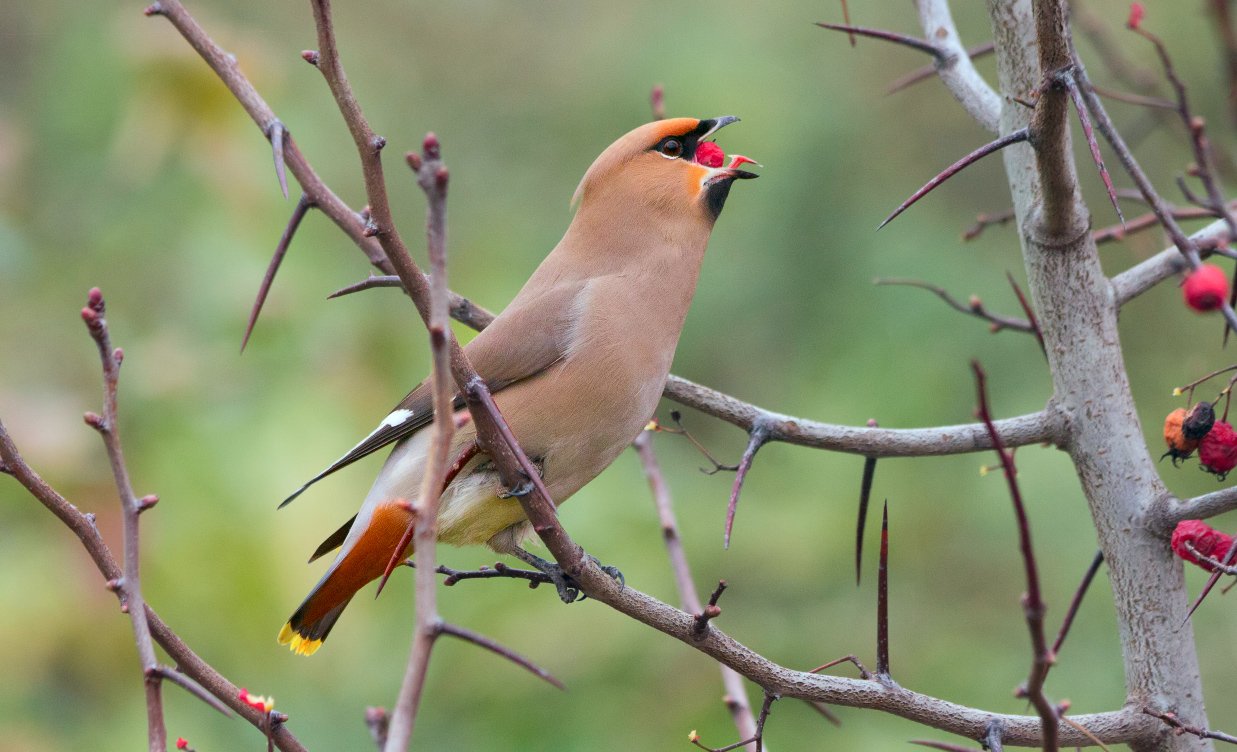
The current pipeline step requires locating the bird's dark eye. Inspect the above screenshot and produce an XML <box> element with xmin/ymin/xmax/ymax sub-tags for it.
<box><xmin>660</xmin><ymin>139</ymin><xmax>683</xmax><ymax>158</ymax></box>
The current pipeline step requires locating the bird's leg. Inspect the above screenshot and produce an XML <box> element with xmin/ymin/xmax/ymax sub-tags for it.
<box><xmin>512</xmin><ymin>547</ymin><xmax>581</xmax><ymax>603</ymax></box>
<box><xmin>510</xmin><ymin>548</ymin><xmax>625</xmax><ymax>603</ymax></box>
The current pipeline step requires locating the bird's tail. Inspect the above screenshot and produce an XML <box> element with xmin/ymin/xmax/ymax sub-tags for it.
<box><xmin>279</xmin><ymin>502</ymin><xmax>416</xmax><ymax>655</ymax></box>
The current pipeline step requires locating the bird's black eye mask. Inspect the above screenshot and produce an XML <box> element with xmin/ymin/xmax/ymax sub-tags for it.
<box><xmin>651</xmin><ymin>132</ymin><xmax>700</xmax><ymax>161</ymax></box>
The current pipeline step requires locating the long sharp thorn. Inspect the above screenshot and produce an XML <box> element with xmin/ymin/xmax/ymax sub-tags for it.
<box><xmin>878</xmin><ymin>129</ymin><xmax>1029</xmax><ymax>230</ymax></box>
<box><xmin>269</xmin><ymin>120</ymin><xmax>289</xmax><ymax>199</ymax></box>
<box><xmin>856</xmin><ymin>420</ymin><xmax>878</xmax><ymax>585</ymax></box>
<box><xmin>1067</xmin><ymin>78</ymin><xmax>1124</xmax><ymax>226</ymax></box>
<box><xmin>242</xmin><ymin>194</ymin><xmax>312</xmax><ymax>352</ymax></box>
<box><xmin>876</xmin><ymin>500</ymin><xmax>890</xmax><ymax>677</ymax></box>
<box><xmin>724</xmin><ymin>426</ymin><xmax>768</xmax><ymax>548</ymax></box>
<box><xmin>887</xmin><ymin>42</ymin><xmax>995</xmax><ymax>95</ymax></box>
<box><xmin>1051</xmin><ymin>549</ymin><xmax>1104</xmax><ymax>657</ymax></box>
<box><xmin>1182</xmin><ymin>537</ymin><xmax>1237</xmax><ymax>624</ymax></box>
<box><xmin>815</xmin><ymin>23</ymin><xmax>941</xmax><ymax>57</ymax></box>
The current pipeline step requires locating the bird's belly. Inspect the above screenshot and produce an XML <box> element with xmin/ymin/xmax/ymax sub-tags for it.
<box><xmin>436</xmin><ymin>468</ymin><xmax>525</xmax><ymax>547</ymax></box>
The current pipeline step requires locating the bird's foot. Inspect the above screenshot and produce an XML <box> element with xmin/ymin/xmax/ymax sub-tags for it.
<box><xmin>511</xmin><ymin>548</ymin><xmax>624</xmax><ymax>603</ymax></box>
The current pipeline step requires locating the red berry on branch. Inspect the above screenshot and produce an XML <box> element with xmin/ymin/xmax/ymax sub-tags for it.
<box><xmin>1199</xmin><ymin>420</ymin><xmax>1237</xmax><ymax>478</ymax></box>
<box><xmin>1171</xmin><ymin>520</ymin><xmax>1235</xmax><ymax>572</ymax></box>
<box><xmin>1182</xmin><ymin>264</ymin><xmax>1229</xmax><ymax>312</ymax></box>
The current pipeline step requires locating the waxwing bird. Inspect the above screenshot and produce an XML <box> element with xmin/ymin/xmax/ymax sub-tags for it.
<box><xmin>278</xmin><ymin>116</ymin><xmax>758</xmax><ymax>655</ymax></box>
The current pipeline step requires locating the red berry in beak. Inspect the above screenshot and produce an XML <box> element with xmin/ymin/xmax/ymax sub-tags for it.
<box><xmin>695</xmin><ymin>141</ymin><xmax>724</xmax><ymax>168</ymax></box>
<box><xmin>1183</xmin><ymin>264</ymin><xmax>1229</xmax><ymax>312</ymax></box>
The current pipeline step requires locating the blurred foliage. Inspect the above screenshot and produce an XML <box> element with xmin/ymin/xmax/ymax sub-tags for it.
<box><xmin>2</xmin><ymin>0</ymin><xmax>1236</xmax><ymax>749</ymax></box>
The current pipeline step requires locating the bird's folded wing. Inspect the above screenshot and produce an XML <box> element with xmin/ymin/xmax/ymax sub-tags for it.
<box><xmin>279</xmin><ymin>280</ymin><xmax>587</xmax><ymax>508</ymax></box>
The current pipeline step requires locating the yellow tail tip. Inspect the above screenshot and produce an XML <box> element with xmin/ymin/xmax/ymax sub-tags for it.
<box><xmin>278</xmin><ymin>623</ymin><xmax>323</xmax><ymax>656</ymax></box>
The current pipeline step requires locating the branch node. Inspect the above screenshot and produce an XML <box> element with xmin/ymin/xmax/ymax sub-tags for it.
<box><xmin>301</xmin><ymin>49</ymin><xmax>320</xmax><ymax>66</ymax></box>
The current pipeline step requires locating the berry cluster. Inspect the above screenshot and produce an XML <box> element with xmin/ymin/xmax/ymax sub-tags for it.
<box><xmin>1162</xmin><ymin>401</ymin><xmax>1236</xmax><ymax>477</ymax></box>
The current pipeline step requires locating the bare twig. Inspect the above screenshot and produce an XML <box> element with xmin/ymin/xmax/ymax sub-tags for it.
<box><xmin>633</xmin><ymin>431</ymin><xmax>760</xmax><ymax>747</ymax></box>
<box><xmin>79</xmin><ymin>289</ymin><xmax>166</xmax><ymax>752</ymax></box>
<box><xmin>1005</xmin><ymin>273</ymin><xmax>1046</xmax><ymax>356</ymax></box>
<box><xmin>962</xmin><ymin>207</ymin><xmax>1017</xmax><ymax>241</ymax></box>
<box><xmin>384</xmin><ymin>134</ymin><xmax>455</xmax><ymax>751</ymax></box>
<box><xmin>1143</xmin><ymin>708</ymin><xmax>1237</xmax><ymax>745</ymax></box>
<box><xmin>874</xmin><ymin>278</ymin><xmax>1037</xmax><ymax>335</ymax></box>
<box><xmin>972</xmin><ymin>361</ymin><xmax>1056</xmax><ymax>752</ymax></box>
<box><xmin>1063</xmin><ymin>73</ymin><xmax>1123</xmax><ymax>225</ymax></box>
<box><xmin>692</xmin><ymin>581</ymin><xmax>728</xmax><ymax>640</ymax></box>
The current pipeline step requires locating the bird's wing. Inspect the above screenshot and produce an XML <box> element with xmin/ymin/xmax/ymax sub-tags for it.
<box><xmin>279</xmin><ymin>280</ymin><xmax>587</xmax><ymax>508</ymax></box>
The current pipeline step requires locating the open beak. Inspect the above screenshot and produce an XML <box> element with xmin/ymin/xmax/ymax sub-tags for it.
<box><xmin>696</xmin><ymin>116</ymin><xmax>760</xmax><ymax>183</ymax></box>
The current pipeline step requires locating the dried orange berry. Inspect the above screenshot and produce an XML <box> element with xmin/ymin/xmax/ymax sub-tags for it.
<box><xmin>1163</xmin><ymin>408</ymin><xmax>1199</xmax><ymax>463</ymax></box>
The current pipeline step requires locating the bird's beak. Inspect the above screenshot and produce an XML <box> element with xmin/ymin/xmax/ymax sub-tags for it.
<box><xmin>696</xmin><ymin>116</ymin><xmax>760</xmax><ymax>184</ymax></box>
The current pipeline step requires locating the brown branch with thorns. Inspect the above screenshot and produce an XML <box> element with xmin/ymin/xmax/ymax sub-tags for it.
<box><xmin>125</xmin><ymin>0</ymin><xmax>1195</xmax><ymax>746</ymax></box>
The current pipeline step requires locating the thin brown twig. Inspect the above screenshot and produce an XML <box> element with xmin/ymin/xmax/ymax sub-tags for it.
<box><xmin>79</xmin><ymin>289</ymin><xmax>166</xmax><ymax>752</ymax></box>
<box><xmin>972</xmin><ymin>361</ymin><xmax>1057</xmax><ymax>752</ymax></box>
<box><xmin>692</xmin><ymin>580</ymin><xmax>728</xmax><ymax>640</ymax></box>
<box><xmin>874</xmin><ymin>278</ymin><xmax>1036</xmax><ymax>335</ymax></box>
<box><xmin>1063</xmin><ymin>73</ymin><xmax>1124</xmax><ymax>225</ymax></box>
<box><xmin>1005</xmin><ymin>273</ymin><xmax>1046</xmax><ymax>356</ymax></box>
<box><xmin>1143</xmin><ymin>708</ymin><xmax>1237</xmax><ymax>745</ymax></box>
<box><xmin>384</xmin><ymin>134</ymin><xmax>454</xmax><ymax>752</ymax></box>
<box><xmin>633</xmin><ymin>430</ymin><xmax>760</xmax><ymax>747</ymax></box>
<box><xmin>962</xmin><ymin>207</ymin><xmax>1016</xmax><ymax>241</ymax></box>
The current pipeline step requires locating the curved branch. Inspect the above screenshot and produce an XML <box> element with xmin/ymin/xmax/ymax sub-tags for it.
<box><xmin>914</xmin><ymin>0</ymin><xmax>1002</xmax><ymax>132</ymax></box>
<box><xmin>663</xmin><ymin>376</ymin><xmax>1064</xmax><ymax>457</ymax></box>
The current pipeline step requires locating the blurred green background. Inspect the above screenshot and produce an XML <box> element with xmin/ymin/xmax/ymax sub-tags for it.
<box><xmin>2</xmin><ymin>0</ymin><xmax>1236</xmax><ymax>749</ymax></box>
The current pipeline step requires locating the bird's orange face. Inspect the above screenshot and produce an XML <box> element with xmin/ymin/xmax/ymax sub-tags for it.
<box><xmin>573</xmin><ymin>117</ymin><xmax>758</xmax><ymax>223</ymax></box>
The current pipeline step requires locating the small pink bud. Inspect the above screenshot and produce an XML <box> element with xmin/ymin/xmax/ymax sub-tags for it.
<box><xmin>88</xmin><ymin>287</ymin><xmax>103</xmax><ymax>308</ymax></box>
<box><xmin>423</xmin><ymin>132</ymin><xmax>440</xmax><ymax>160</ymax></box>
<box><xmin>84</xmin><ymin>412</ymin><xmax>104</xmax><ymax>429</ymax></box>
<box><xmin>371</xmin><ymin>135</ymin><xmax>387</xmax><ymax>151</ymax></box>
<box><xmin>435</xmin><ymin>166</ymin><xmax>449</xmax><ymax>188</ymax></box>
<box><xmin>405</xmin><ymin>152</ymin><xmax>422</xmax><ymax>172</ymax></box>
<box><xmin>143</xmin><ymin>3</ymin><xmax>163</xmax><ymax>16</ymax></box>
<box><xmin>81</xmin><ymin>307</ymin><xmax>97</xmax><ymax>325</ymax></box>
<box><xmin>139</xmin><ymin>494</ymin><xmax>159</xmax><ymax>511</ymax></box>
<box><xmin>113</xmin><ymin>347</ymin><xmax>124</xmax><ymax>364</ymax></box>
<box><xmin>176</xmin><ymin>738</ymin><xmax>189</xmax><ymax>750</ymax></box>
<box><xmin>1127</xmin><ymin>2</ymin><xmax>1145</xmax><ymax>29</ymax></box>
<box><xmin>301</xmin><ymin>50</ymin><xmax>320</xmax><ymax>66</ymax></box>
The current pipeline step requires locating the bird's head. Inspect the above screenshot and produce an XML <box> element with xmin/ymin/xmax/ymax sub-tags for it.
<box><xmin>572</xmin><ymin>116</ymin><xmax>758</xmax><ymax>224</ymax></box>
